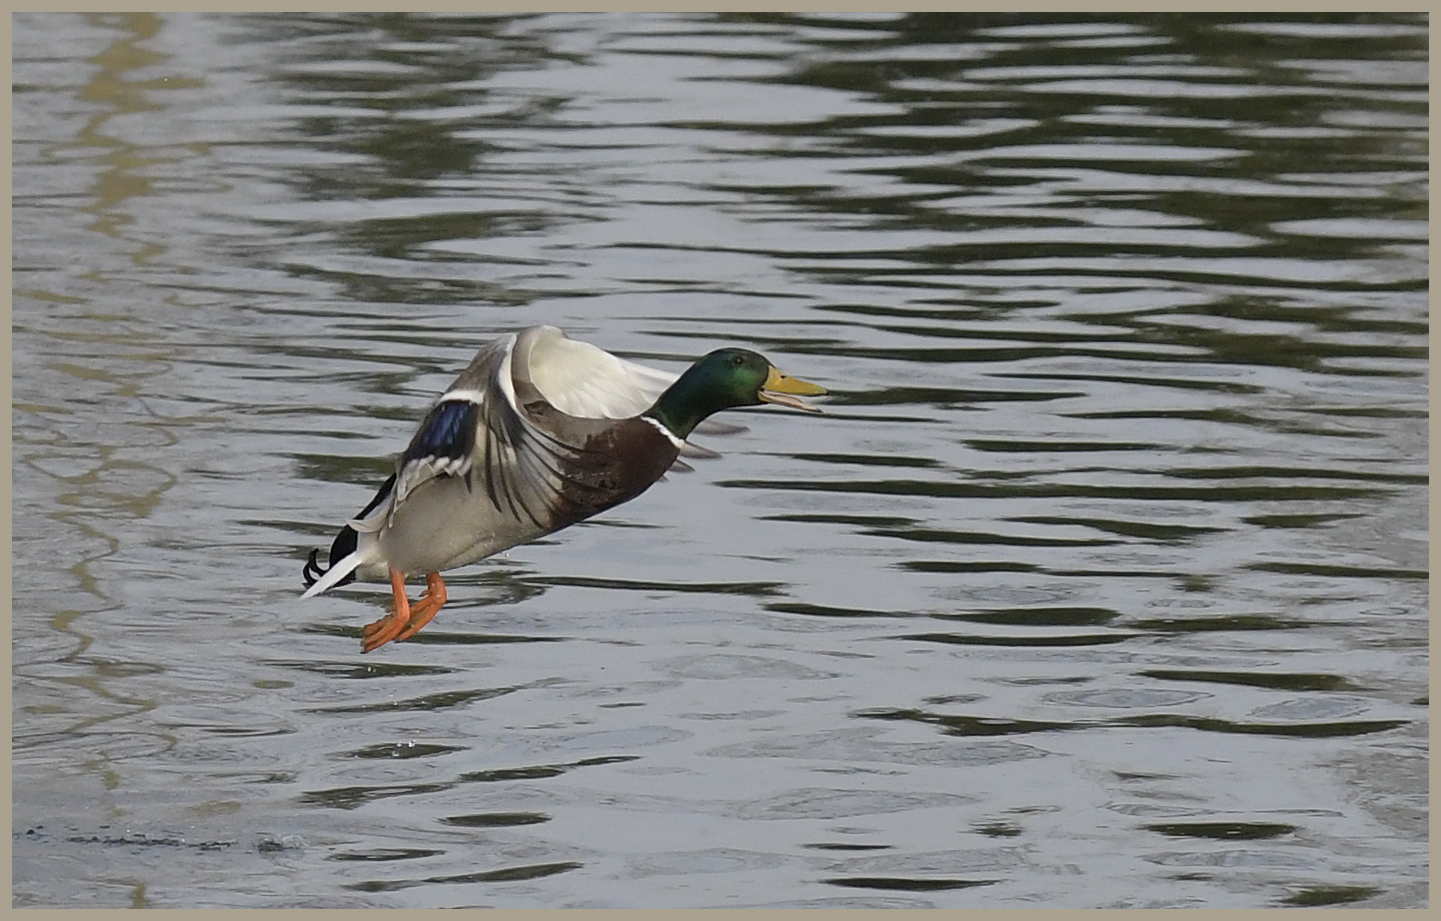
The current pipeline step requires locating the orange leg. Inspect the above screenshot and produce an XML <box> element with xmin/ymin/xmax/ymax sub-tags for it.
<box><xmin>394</xmin><ymin>572</ymin><xmax>447</xmax><ymax>643</ymax></box>
<box><xmin>361</xmin><ymin>569</ymin><xmax>449</xmax><ymax>653</ymax></box>
<box><xmin>361</xmin><ymin>568</ymin><xmax>414</xmax><ymax>653</ymax></box>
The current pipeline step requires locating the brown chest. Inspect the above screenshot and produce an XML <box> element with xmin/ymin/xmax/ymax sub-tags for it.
<box><xmin>523</xmin><ymin>404</ymin><xmax>682</xmax><ymax>527</ymax></box>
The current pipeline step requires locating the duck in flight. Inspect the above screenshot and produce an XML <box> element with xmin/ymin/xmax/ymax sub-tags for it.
<box><xmin>302</xmin><ymin>325</ymin><xmax>825</xmax><ymax>652</ymax></box>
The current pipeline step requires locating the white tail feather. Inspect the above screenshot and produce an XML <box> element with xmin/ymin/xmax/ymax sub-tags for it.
<box><xmin>301</xmin><ymin>550</ymin><xmax>367</xmax><ymax>599</ymax></box>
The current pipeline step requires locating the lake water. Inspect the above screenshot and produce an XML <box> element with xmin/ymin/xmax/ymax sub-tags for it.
<box><xmin>11</xmin><ymin>12</ymin><xmax>1427</xmax><ymax>909</ymax></box>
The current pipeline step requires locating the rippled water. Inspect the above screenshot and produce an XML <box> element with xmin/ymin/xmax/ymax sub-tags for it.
<box><xmin>12</xmin><ymin>12</ymin><xmax>1427</xmax><ymax>909</ymax></box>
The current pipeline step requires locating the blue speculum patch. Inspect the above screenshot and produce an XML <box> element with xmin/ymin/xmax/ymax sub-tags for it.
<box><xmin>408</xmin><ymin>400</ymin><xmax>475</xmax><ymax>461</ymax></box>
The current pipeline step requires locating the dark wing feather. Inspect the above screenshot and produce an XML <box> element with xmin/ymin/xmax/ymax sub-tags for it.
<box><xmin>473</xmin><ymin>389</ymin><xmax>607</xmax><ymax>529</ymax></box>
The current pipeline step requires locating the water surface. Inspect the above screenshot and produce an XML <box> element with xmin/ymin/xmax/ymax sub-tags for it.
<box><xmin>11</xmin><ymin>12</ymin><xmax>1427</xmax><ymax>909</ymax></box>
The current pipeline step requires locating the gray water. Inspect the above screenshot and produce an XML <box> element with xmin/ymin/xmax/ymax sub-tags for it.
<box><xmin>11</xmin><ymin>12</ymin><xmax>1427</xmax><ymax>909</ymax></box>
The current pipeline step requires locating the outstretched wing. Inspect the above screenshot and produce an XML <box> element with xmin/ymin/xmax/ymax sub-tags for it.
<box><xmin>386</xmin><ymin>329</ymin><xmax>630</xmax><ymax>532</ymax></box>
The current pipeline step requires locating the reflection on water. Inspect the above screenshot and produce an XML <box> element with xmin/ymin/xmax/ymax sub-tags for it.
<box><xmin>12</xmin><ymin>12</ymin><xmax>1426</xmax><ymax>909</ymax></box>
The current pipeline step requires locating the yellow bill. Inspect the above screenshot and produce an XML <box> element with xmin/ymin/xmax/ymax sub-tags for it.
<box><xmin>759</xmin><ymin>365</ymin><xmax>827</xmax><ymax>413</ymax></box>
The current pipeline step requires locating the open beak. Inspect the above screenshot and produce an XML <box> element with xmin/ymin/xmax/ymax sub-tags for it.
<box><xmin>759</xmin><ymin>365</ymin><xmax>827</xmax><ymax>413</ymax></box>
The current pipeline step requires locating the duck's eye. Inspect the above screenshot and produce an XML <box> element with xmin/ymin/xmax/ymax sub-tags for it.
<box><xmin>731</xmin><ymin>354</ymin><xmax>745</xmax><ymax>367</ymax></box>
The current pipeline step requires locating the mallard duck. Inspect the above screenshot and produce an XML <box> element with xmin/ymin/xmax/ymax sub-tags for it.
<box><xmin>302</xmin><ymin>324</ymin><xmax>825</xmax><ymax>652</ymax></box>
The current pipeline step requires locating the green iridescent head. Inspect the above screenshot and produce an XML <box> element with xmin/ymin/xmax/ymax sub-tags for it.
<box><xmin>645</xmin><ymin>348</ymin><xmax>825</xmax><ymax>439</ymax></box>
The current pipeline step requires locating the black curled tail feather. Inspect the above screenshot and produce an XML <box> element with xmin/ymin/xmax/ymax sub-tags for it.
<box><xmin>302</xmin><ymin>472</ymin><xmax>396</xmax><ymax>589</ymax></box>
<box><xmin>302</xmin><ymin>524</ymin><xmax>358</xmax><ymax>588</ymax></box>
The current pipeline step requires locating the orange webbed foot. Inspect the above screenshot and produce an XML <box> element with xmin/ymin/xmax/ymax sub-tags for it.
<box><xmin>361</xmin><ymin>569</ymin><xmax>413</xmax><ymax>653</ymax></box>
<box><xmin>394</xmin><ymin>572</ymin><xmax>447</xmax><ymax>643</ymax></box>
<box><xmin>361</xmin><ymin>570</ymin><xmax>448</xmax><ymax>653</ymax></box>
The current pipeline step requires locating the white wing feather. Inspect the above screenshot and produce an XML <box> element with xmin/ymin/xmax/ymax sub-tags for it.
<box><xmin>521</xmin><ymin>326</ymin><xmax>677</xmax><ymax>418</ymax></box>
